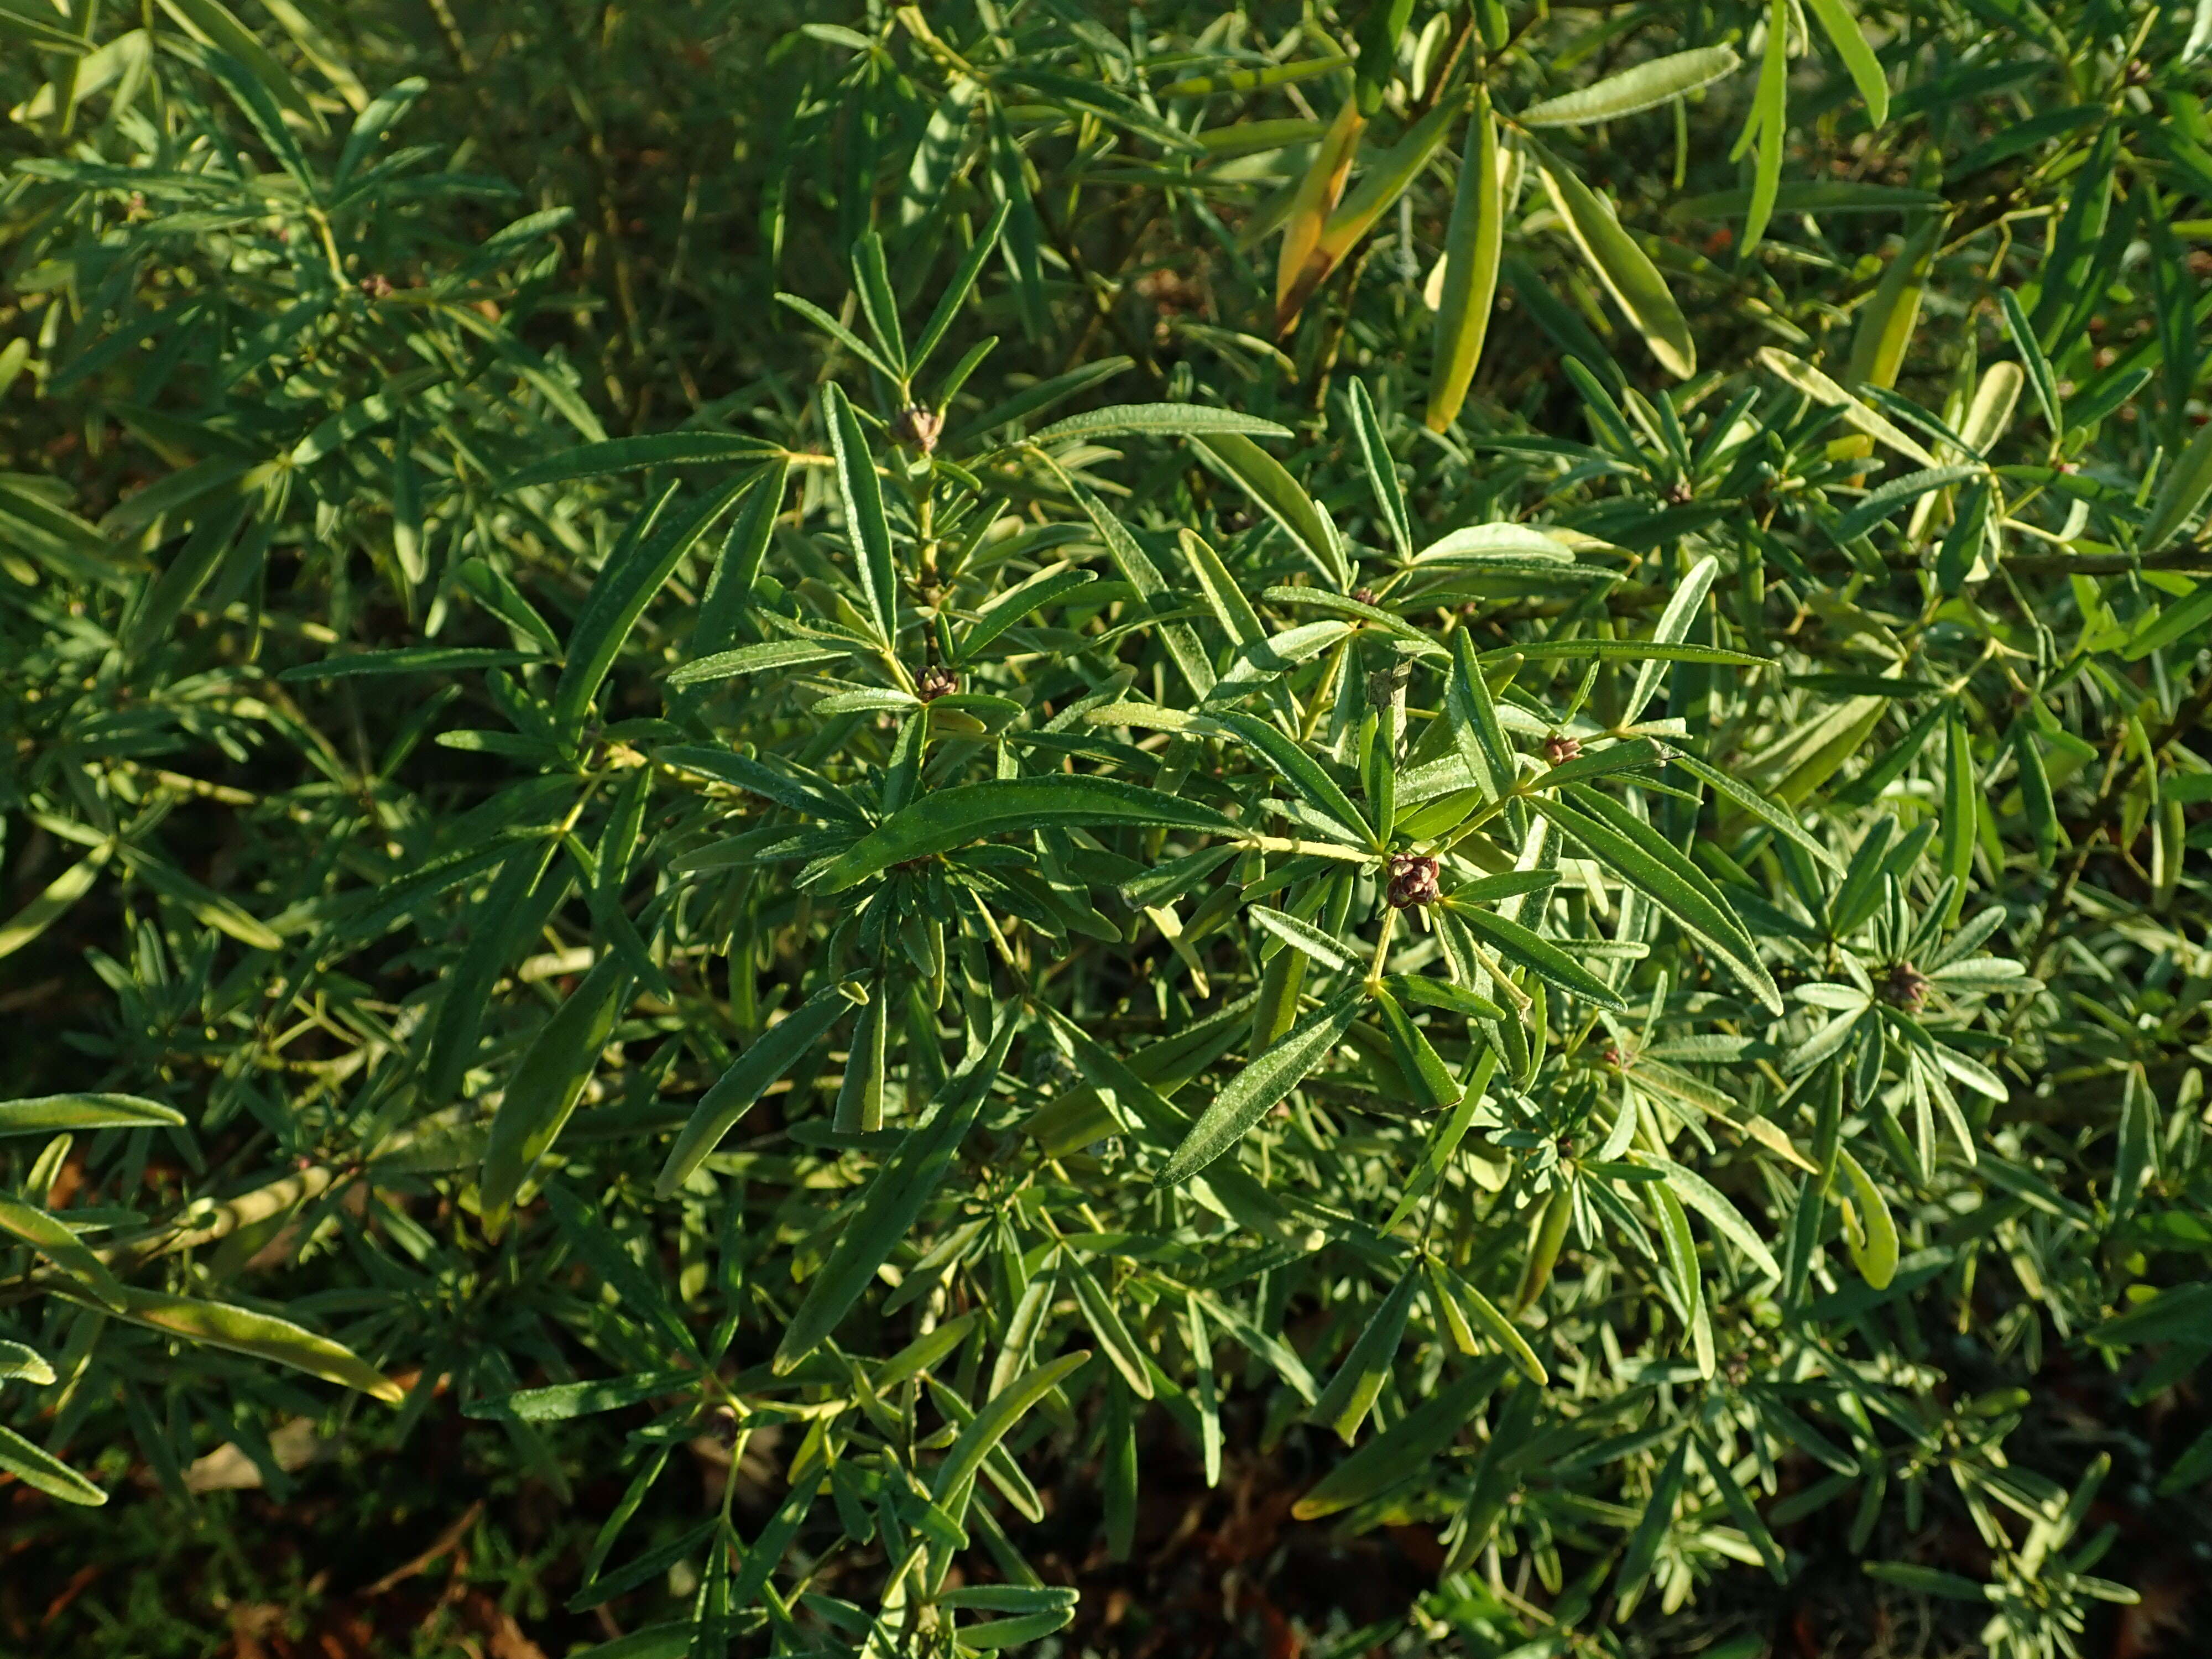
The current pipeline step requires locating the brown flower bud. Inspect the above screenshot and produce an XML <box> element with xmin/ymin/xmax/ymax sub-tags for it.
<box><xmin>1544</xmin><ymin>734</ymin><xmax>1583</xmax><ymax>767</ymax></box>
<box><xmin>916</xmin><ymin>664</ymin><xmax>959</xmax><ymax>702</ymax></box>
<box><xmin>359</xmin><ymin>273</ymin><xmax>395</xmax><ymax>299</ymax></box>
<box><xmin>1386</xmin><ymin>853</ymin><xmax>1441</xmax><ymax>909</ymax></box>
<box><xmin>891</xmin><ymin>405</ymin><xmax>943</xmax><ymax>454</ymax></box>
<box><xmin>1881</xmin><ymin>961</ymin><xmax>1930</xmax><ymax>1013</ymax></box>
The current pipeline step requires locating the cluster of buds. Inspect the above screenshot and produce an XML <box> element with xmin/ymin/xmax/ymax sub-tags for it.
<box><xmin>1386</xmin><ymin>853</ymin><xmax>1440</xmax><ymax>910</ymax></box>
<box><xmin>890</xmin><ymin>404</ymin><xmax>943</xmax><ymax>455</ymax></box>
<box><xmin>915</xmin><ymin>664</ymin><xmax>959</xmax><ymax>702</ymax></box>
<box><xmin>1351</xmin><ymin>587</ymin><xmax>1378</xmax><ymax>607</ymax></box>
<box><xmin>1881</xmin><ymin>960</ymin><xmax>1931</xmax><ymax>1013</ymax></box>
<box><xmin>1543</xmin><ymin>733</ymin><xmax>1583</xmax><ymax>767</ymax></box>
<box><xmin>358</xmin><ymin>273</ymin><xmax>395</xmax><ymax>299</ymax></box>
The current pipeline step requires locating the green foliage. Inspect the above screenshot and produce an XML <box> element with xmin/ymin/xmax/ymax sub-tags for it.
<box><xmin>4</xmin><ymin>1</ymin><xmax>2212</xmax><ymax>1656</ymax></box>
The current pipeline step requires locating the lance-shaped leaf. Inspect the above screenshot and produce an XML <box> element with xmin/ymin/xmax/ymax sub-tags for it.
<box><xmin>657</xmin><ymin>984</ymin><xmax>857</xmax><ymax>1197</ymax></box>
<box><xmin>823</xmin><ymin>383</ymin><xmax>900</xmax><ymax>645</ymax></box>
<box><xmin>54</xmin><ymin>1284</ymin><xmax>404</xmax><ymax>1402</ymax></box>
<box><xmin>775</xmin><ymin>1013</ymin><xmax>1020</xmax><ymax>1370</ymax></box>
<box><xmin>480</xmin><ymin>954</ymin><xmax>634</xmax><ymax>1227</ymax></box>
<box><xmin>1621</xmin><ymin>554</ymin><xmax>1719</xmax><ymax>726</ymax></box>
<box><xmin>555</xmin><ymin>474</ymin><xmax>754</xmax><ymax>733</ymax></box>
<box><xmin>1031</xmin><ymin>404</ymin><xmax>1291</xmax><ymax>444</ymax></box>
<box><xmin>2142</xmin><ymin>418</ymin><xmax>2212</xmax><ymax>551</ymax></box>
<box><xmin>810</xmin><ymin>778</ymin><xmax>1238</xmax><ymax>893</ymax></box>
<box><xmin>1250</xmin><ymin>906</ymin><xmax>1361</xmax><ymax>973</ymax></box>
<box><xmin>1757</xmin><ymin>348</ymin><xmax>1936</xmax><ymax>466</ymax></box>
<box><xmin>0</xmin><ymin>1423</ymin><xmax>105</xmax><ymax>1506</ymax></box>
<box><xmin>1066</xmin><ymin>1255</ymin><xmax>1154</xmax><ymax>1399</ymax></box>
<box><xmin>1427</xmin><ymin>1260</ymin><xmax>1547</xmax><ymax>1385</ymax></box>
<box><xmin>1615</xmin><ymin>1433</ymin><xmax>1692</xmax><ymax>1608</ymax></box>
<box><xmin>1804</xmin><ymin>0</ymin><xmax>1888</xmax><ymax>125</ymax></box>
<box><xmin>1276</xmin><ymin>92</ymin><xmax>1365</xmax><ymax>328</ymax></box>
<box><xmin>670</xmin><ymin>640</ymin><xmax>860</xmax><ymax>688</ymax></box>
<box><xmin>1535</xmin><ymin>790</ymin><xmax>1782</xmax><ymax>1013</ymax></box>
<box><xmin>1638</xmin><ymin>1154</ymin><xmax>1781</xmax><ymax>1279</ymax></box>
<box><xmin>1428</xmin><ymin>89</ymin><xmax>1504</xmax><ymax>434</ymax></box>
<box><xmin>0</xmin><ymin>1339</ymin><xmax>54</xmax><ymax>1384</ymax></box>
<box><xmin>1447</xmin><ymin>902</ymin><xmax>1627</xmax><ymax>1010</ymax></box>
<box><xmin>500</xmin><ymin>431</ymin><xmax>783</xmax><ymax>492</ymax></box>
<box><xmin>1190</xmin><ymin>434</ymin><xmax>1348</xmax><ymax>589</ymax></box>
<box><xmin>956</xmin><ymin>562</ymin><xmax>1097</xmax><ymax>663</ymax></box>
<box><xmin>1279</xmin><ymin>92</ymin><xmax>1464</xmax><ymax>334</ymax></box>
<box><xmin>1345</xmin><ymin>379</ymin><xmax>1412</xmax><ymax>559</ymax></box>
<box><xmin>1068</xmin><ymin>480</ymin><xmax>1217</xmax><ymax>697</ymax></box>
<box><xmin>1292</xmin><ymin>1358</ymin><xmax>1509</xmax><ymax>1519</ymax></box>
<box><xmin>1835</xmin><ymin>1148</ymin><xmax>1898</xmax><ymax>1289</ymax></box>
<box><xmin>1157</xmin><ymin>984</ymin><xmax>1365</xmax><ymax>1186</ymax></box>
<box><xmin>1309</xmin><ymin>1268</ymin><xmax>1420</xmax><ymax>1443</ymax></box>
<box><xmin>1739</xmin><ymin>0</ymin><xmax>1788</xmax><ymax>259</ymax></box>
<box><xmin>1206</xmin><ymin>709</ymin><xmax>1374</xmax><ymax>846</ymax></box>
<box><xmin>1518</xmin><ymin>46</ymin><xmax>1740</xmax><ymax>127</ymax></box>
<box><xmin>1532</xmin><ymin>144</ymin><xmax>1694</xmax><ymax>378</ymax></box>
<box><xmin>1372</xmin><ymin>986</ymin><xmax>1463</xmax><ymax>1111</ymax></box>
<box><xmin>0</xmin><ymin>1093</ymin><xmax>184</xmax><ymax>1136</ymax></box>
<box><xmin>931</xmin><ymin>1348</ymin><xmax>1091</xmax><ymax>1508</ymax></box>
<box><xmin>465</xmin><ymin>1371</ymin><xmax>696</xmax><ymax>1423</ymax></box>
<box><xmin>0</xmin><ymin>1194</ymin><xmax>127</xmax><ymax>1310</ymax></box>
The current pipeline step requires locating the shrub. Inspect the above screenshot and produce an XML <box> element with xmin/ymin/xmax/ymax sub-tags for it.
<box><xmin>4</xmin><ymin>3</ymin><xmax>2211</xmax><ymax>1656</ymax></box>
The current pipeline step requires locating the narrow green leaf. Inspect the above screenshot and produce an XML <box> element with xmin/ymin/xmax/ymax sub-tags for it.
<box><xmin>1031</xmin><ymin>404</ymin><xmax>1291</xmax><ymax>445</ymax></box>
<box><xmin>59</xmin><ymin>1284</ymin><xmax>403</xmax><ymax>1402</ymax></box>
<box><xmin>810</xmin><ymin>778</ymin><xmax>1238</xmax><ymax>894</ymax></box>
<box><xmin>1066</xmin><ymin>1256</ymin><xmax>1154</xmax><ymax>1399</ymax></box>
<box><xmin>1371</xmin><ymin>987</ymin><xmax>1463</xmax><ymax>1112</ymax></box>
<box><xmin>481</xmin><ymin>954</ymin><xmax>634</xmax><ymax>1224</ymax></box>
<box><xmin>1207</xmin><ymin>709</ymin><xmax>1375</xmax><ymax>846</ymax></box>
<box><xmin>500</xmin><ymin>432</ymin><xmax>782</xmax><ymax>492</ymax></box>
<box><xmin>1622</xmin><ymin>554</ymin><xmax>1718</xmax><ymax>726</ymax></box>
<box><xmin>1250</xmin><ymin>906</ymin><xmax>1360</xmax><ymax>973</ymax></box>
<box><xmin>1447</xmin><ymin>903</ymin><xmax>1628</xmax><ymax>1010</ymax></box>
<box><xmin>657</xmin><ymin>985</ymin><xmax>855</xmax><ymax>1197</ymax></box>
<box><xmin>1519</xmin><ymin>46</ymin><xmax>1740</xmax><ymax>127</ymax></box>
<box><xmin>0</xmin><ymin>1194</ymin><xmax>128</xmax><ymax>1310</ymax></box>
<box><xmin>911</xmin><ymin>201</ymin><xmax>1009</xmax><ymax>369</ymax></box>
<box><xmin>775</xmin><ymin>1014</ymin><xmax>1020</xmax><ymax>1370</ymax></box>
<box><xmin>823</xmin><ymin>384</ymin><xmax>900</xmax><ymax>645</ymax></box>
<box><xmin>0</xmin><ymin>1093</ymin><xmax>183</xmax><ymax>1136</ymax></box>
<box><xmin>1428</xmin><ymin>89</ymin><xmax>1505</xmax><ymax>434</ymax></box>
<box><xmin>1309</xmin><ymin>1269</ymin><xmax>1419</xmax><ymax>1443</ymax></box>
<box><xmin>279</xmin><ymin>647</ymin><xmax>535</xmax><ymax>682</ymax></box>
<box><xmin>1834</xmin><ymin>466</ymin><xmax>1985</xmax><ymax>542</ymax></box>
<box><xmin>1291</xmin><ymin>1359</ymin><xmax>1509</xmax><ymax>1520</ymax></box>
<box><xmin>559</xmin><ymin>472</ymin><xmax>756</xmax><ymax>732</ymax></box>
<box><xmin>1428</xmin><ymin>1262</ymin><xmax>1547</xmax><ymax>1385</ymax></box>
<box><xmin>1835</xmin><ymin>1148</ymin><xmax>1898</xmax><ymax>1289</ymax></box>
<box><xmin>1615</xmin><ymin>1434</ymin><xmax>1692</xmax><ymax>1606</ymax></box>
<box><xmin>2142</xmin><ymin>420</ymin><xmax>2212</xmax><ymax>551</ymax></box>
<box><xmin>0</xmin><ymin>1422</ymin><xmax>106</xmax><ymax>1506</ymax></box>
<box><xmin>1191</xmin><ymin>432</ymin><xmax>1349</xmax><ymax>588</ymax></box>
<box><xmin>1803</xmin><ymin>0</ymin><xmax>1888</xmax><ymax>125</ymax></box>
<box><xmin>1532</xmin><ymin>146</ymin><xmax>1694</xmax><ymax>378</ymax></box>
<box><xmin>1346</xmin><ymin>380</ymin><xmax>1412</xmax><ymax>559</ymax></box>
<box><xmin>1157</xmin><ymin>985</ymin><xmax>1365</xmax><ymax>1186</ymax></box>
<box><xmin>465</xmin><ymin>1371</ymin><xmax>693</xmax><ymax>1423</ymax></box>
<box><xmin>1641</xmin><ymin>1155</ymin><xmax>1781</xmax><ymax>1279</ymax></box>
<box><xmin>1739</xmin><ymin>0</ymin><xmax>1789</xmax><ymax>259</ymax></box>
<box><xmin>931</xmin><ymin>1347</ymin><xmax>1092</xmax><ymax>1505</ymax></box>
<box><xmin>1756</xmin><ymin>348</ymin><xmax>1937</xmax><ymax>466</ymax></box>
<box><xmin>1537</xmin><ymin>790</ymin><xmax>1782</xmax><ymax>1012</ymax></box>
